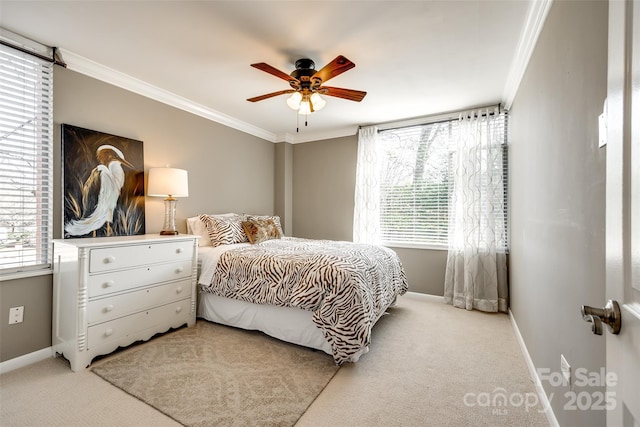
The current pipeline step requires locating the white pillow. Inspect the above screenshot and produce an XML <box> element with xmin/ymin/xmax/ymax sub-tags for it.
<box><xmin>186</xmin><ymin>213</ymin><xmax>237</xmax><ymax>246</ymax></box>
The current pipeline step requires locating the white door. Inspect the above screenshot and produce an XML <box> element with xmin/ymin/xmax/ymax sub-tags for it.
<box><xmin>605</xmin><ymin>0</ymin><xmax>640</xmax><ymax>425</ymax></box>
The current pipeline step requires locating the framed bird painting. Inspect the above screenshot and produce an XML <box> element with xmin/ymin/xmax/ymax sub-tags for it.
<box><xmin>62</xmin><ymin>124</ymin><xmax>145</xmax><ymax>238</ymax></box>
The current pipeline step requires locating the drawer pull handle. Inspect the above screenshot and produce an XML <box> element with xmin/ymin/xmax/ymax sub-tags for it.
<box><xmin>175</xmin><ymin>267</ymin><xmax>184</xmax><ymax>274</ymax></box>
<box><xmin>104</xmin><ymin>305</ymin><xmax>115</xmax><ymax>312</ymax></box>
<box><xmin>104</xmin><ymin>256</ymin><xmax>116</xmax><ymax>264</ymax></box>
<box><xmin>176</xmin><ymin>286</ymin><xmax>183</xmax><ymax>294</ymax></box>
<box><xmin>176</xmin><ymin>248</ymin><xmax>183</xmax><ymax>254</ymax></box>
<box><xmin>102</xmin><ymin>280</ymin><xmax>114</xmax><ymax>288</ymax></box>
<box><xmin>175</xmin><ymin>306</ymin><xmax>183</xmax><ymax>313</ymax></box>
<box><xmin>104</xmin><ymin>329</ymin><xmax>113</xmax><ymax>337</ymax></box>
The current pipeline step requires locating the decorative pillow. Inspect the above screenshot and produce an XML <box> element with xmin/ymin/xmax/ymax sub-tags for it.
<box><xmin>187</xmin><ymin>213</ymin><xmax>237</xmax><ymax>246</ymax></box>
<box><xmin>242</xmin><ymin>218</ymin><xmax>282</xmax><ymax>244</ymax></box>
<box><xmin>245</xmin><ymin>215</ymin><xmax>284</xmax><ymax>236</ymax></box>
<box><xmin>200</xmin><ymin>214</ymin><xmax>248</xmax><ymax>247</ymax></box>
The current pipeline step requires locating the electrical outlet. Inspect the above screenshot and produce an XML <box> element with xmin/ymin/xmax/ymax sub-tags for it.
<box><xmin>561</xmin><ymin>354</ymin><xmax>571</xmax><ymax>386</ymax></box>
<box><xmin>8</xmin><ymin>306</ymin><xmax>24</xmax><ymax>324</ymax></box>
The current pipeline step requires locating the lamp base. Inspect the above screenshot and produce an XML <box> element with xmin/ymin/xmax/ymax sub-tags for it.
<box><xmin>160</xmin><ymin>198</ymin><xmax>179</xmax><ymax>236</ymax></box>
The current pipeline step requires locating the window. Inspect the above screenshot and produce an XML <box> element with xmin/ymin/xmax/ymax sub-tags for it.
<box><xmin>377</xmin><ymin>113</ymin><xmax>508</xmax><ymax>249</ymax></box>
<box><xmin>0</xmin><ymin>43</ymin><xmax>53</xmax><ymax>274</ymax></box>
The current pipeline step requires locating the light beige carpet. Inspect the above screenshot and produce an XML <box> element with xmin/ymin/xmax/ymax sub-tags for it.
<box><xmin>297</xmin><ymin>294</ymin><xmax>550</xmax><ymax>427</ymax></box>
<box><xmin>91</xmin><ymin>321</ymin><xmax>339</xmax><ymax>427</ymax></box>
<box><xmin>1</xmin><ymin>294</ymin><xmax>550</xmax><ymax>427</ymax></box>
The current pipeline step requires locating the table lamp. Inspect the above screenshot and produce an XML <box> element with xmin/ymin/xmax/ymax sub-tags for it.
<box><xmin>147</xmin><ymin>167</ymin><xmax>189</xmax><ymax>235</ymax></box>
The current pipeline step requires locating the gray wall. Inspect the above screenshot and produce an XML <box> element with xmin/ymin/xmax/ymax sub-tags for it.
<box><xmin>0</xmin><ymin>67</ymin><xmax>275</xmax><ymax>362</ymax></box>
<box><xmin>292</xmin><ymin>135</ymin><xmax>357</xmax><ymax>241</ymax></box>
<box><xmin>291</xmin><ymin>135</ymin><xmax>447</xmax><ymax>295</ymax></box>
<box><xmin>509</xmin><ymin>2</ymin><xmax>607</xmax><ymax>426</ymax></box>
<box><xmin>0</xmin><ymin>275</ymin><xmax>52</xmax><ymax>362</ymax></box>
<box><xmin>274</xmin><ymin>142</ymin><xmax>293</xmax><ymax>235</ymax></box>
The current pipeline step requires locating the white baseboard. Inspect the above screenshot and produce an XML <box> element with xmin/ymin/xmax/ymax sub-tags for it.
<box><xmin>0</xmin><ymin>347</ymin><xmax>53</xmax><ymax>375</ymax></box>
<box><xmin>405</xmin><ymin>291</ymin><xmax>445</xmax><ymax>303</ymax></box>
<box><xmin>509</xmin><ymin>309</ymin><xmax>559</xmax><ymax>427</ymax></box>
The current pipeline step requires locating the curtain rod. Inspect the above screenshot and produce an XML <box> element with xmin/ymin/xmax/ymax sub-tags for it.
<box><xmin>364</xmin><ymin>103</ymin><xmax>503</xmax><ymax>133</ymax></box>
<box><xmin>0</xmin><ymin>31</ymin><xmax>67</xmax><ymax>68</ymax></box>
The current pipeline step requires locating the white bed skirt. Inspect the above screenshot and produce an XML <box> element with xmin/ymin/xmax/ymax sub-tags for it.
<box><xmin>197</xmin><ymin>292</ymin><xmax>334</xmax><ymax>355</ymax></box>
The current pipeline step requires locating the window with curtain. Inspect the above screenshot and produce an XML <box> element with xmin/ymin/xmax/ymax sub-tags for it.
<box><xmin>0</xmin><ymin>43</ymin><xmax>54</xmax><ymax>274</ymax></box>
<box><xmin>377</xmin><ymin>113</ymin><xmax>508</xmax><ymax>249</ymax></box>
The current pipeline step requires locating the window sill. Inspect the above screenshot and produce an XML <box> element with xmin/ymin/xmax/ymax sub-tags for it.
<box><xmin>381</xmin><ymin>242</ymin><xmax>510</xmax><ymax>255</ymax></box>
<box><xmin>382</xmin><ymin>241</ymin><xmax>449</xmax><ymax>251</ymax></box>
<box><xmin>0</xmin><ymin>267</ymin><xmax>52</xmax><ymax>282</ymax></box>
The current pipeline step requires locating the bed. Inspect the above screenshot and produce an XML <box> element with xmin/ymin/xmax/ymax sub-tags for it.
<box><xmin>189</xmin><ymin>213</ymin><xmax>408</xmax><ymax>364</ymax></box>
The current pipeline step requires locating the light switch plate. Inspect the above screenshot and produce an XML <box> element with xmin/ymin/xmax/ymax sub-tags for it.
<box><xmin>8</xmin><ymin>306</ymin><xmax>24</xmax><ymax>324</ymax></box>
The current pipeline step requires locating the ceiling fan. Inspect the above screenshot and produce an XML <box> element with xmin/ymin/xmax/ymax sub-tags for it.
<box><xmin>247</xmin><ymin>55</ymin><xmax>367</xmax><ymax>116</ymax></box>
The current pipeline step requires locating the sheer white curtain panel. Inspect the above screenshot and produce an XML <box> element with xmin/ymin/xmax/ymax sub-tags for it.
<box><xmin>444</xmin><ymin>108</ymin><xmax>508</xmax><ymax>313</ymax></box>
<box><xmin>353</xmin><ymin>126</ymin><xmax>381</xmax><ymax>244</ymax></box>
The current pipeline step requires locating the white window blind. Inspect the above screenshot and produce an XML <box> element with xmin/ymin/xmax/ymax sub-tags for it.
<box><xmin>378</xmin><ymin>113</ymin><xmax>508</xmax><ymax>248</ymax></box>
<box><xmin>0</xmin><ymin>43</ymin><xmax>53</xmax><ymax>273</ymax></box>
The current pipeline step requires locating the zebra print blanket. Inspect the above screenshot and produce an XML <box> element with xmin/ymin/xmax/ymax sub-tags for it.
<box><xmin>200</xmin><ymin>237</ymin><xmax>408</xmax><ymax>364</ymax></box>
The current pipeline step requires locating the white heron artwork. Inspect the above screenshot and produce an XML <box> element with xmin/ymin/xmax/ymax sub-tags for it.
<box><xmin>63</xmin><ymin>125</ymin><xmax>145</xmax><ymax>238</ymax></box>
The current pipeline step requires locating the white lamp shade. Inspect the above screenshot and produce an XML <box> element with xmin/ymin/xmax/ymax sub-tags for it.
<box><xmin>286</xmin><ymin>91</ymin><xmax>302</xmax><ymax>110</ymax></box>
<box><xmin>147</xmin><ymin>168</ymin><xmax>189</xmax><ymax>197</ymax></box>
<box><xmin>298</xmin><ymin>100</ymin><xmax>311</xmax><ymax>115</ymax></box>
<box><xmin>310</xmin><ymin>93</ymin><xmax>326</xmax><ymax>111</ymax></box>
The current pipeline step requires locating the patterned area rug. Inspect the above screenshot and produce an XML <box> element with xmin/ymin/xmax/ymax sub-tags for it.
<box><xmin>91</xmin><ymin>320</ymin><xmax>339</xmax><ymax>427</ymax></box>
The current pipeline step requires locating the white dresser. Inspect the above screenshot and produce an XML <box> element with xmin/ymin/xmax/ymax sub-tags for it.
<box><xmin>52</xmin><ymin>234</ymin><xmax>199</xmax><ymax>372</ymax></box>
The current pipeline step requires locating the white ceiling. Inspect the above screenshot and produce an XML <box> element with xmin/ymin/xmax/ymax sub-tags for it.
<box><xmin>1</xmin><ymin>0</ymin><xmax>532</xmax><ymax>143</ymax></box>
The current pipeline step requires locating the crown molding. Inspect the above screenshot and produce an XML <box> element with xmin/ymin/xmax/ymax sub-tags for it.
<box><xmin>59</xmin><ymin>49</ymin><xmax>277</xmax><ymax>142</ymax></box>
<box><xmin>502</xmin><ymin>0</ymin><xmax>553</xmax><ymax>109</ymax></box>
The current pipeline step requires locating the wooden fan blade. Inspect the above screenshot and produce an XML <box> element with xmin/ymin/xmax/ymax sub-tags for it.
<box><xmin>312</xmin><ymin>55</ymin><xmax>356</xmax><ymax>83</ymax></box>
<box><xmin>250</xmin><ymin>63</ymin><xmax>297</xmax><ymax>83</ymax></box>
<box><xmin>320</xmin><ymin>86</ymin><xmax>367</xmax><ymax>102</ymax></box>
<box><xmin>247</xmin><ymin>89</ymin><xmax>294</xmax><ymax>102</ymax></box>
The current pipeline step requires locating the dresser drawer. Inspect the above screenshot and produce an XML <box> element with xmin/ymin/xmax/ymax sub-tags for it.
<box><xmin>89</xmin><ymin>241</ymin><xmax>193</xmax><ymax>273</ymax></box>
<box><xmin>88</xmin><ymin>279</ymin><xmax>192</xmax><ymax>325</ymax></box>
<box><xmin>87</xmin><ymin>299</ymin><xmax>191</xmax><ymax>349</ymax></box>
<box><xmin>88</xmin><ymin>259</ymin><xmax>192</xmax><ymax>298</ymax></box>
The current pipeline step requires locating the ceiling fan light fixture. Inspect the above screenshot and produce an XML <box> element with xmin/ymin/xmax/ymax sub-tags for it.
<box><xmin>286</xmin><ymin>91</ymin><xmax>302</xmax><ymax>110</ymax></box>
<box><xmin>298</xmin><ymin>100</ymin><xmax>312</xmax><ymax>115</ymax></box>
<box><xmin>310</xmin><ymin>92</ymin><xmax>326</xmax><ymax>111</ymax></box>
<box><xmin>248</xmin><ymin>55</ymin><xmax>366</xmax><ymax>131</ymax></box>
